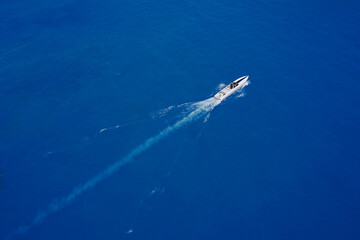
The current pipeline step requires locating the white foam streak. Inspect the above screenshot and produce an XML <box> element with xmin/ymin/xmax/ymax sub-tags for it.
<box><xmin>4</xmin><ymin>98</ymin><xmax>218</xmax><ymax>240</ymax></box>
<box><xmin>99</xmin><ymin>128</ymin><xmax>108</xmax><ymax>133</ymax></box>
<box><xmin>216</xmin><ymin>83</ymin><xmax>226</xmax><ymax>91</ymax></box>
<box><xmin>151</xmin><ymin>101</ymin><xmax>195</xmax><ymax>119</ymax></box>
<box><xmin>152</xmin><ymin>105</ymin><xmax>175</xmax><ymax>118</ymax></box>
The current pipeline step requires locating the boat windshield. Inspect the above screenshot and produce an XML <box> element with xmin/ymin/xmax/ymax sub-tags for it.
<box><xmin>229</xmin><ymin>82</ymin><xmax>238</xmax><ymax>89</ymax></box>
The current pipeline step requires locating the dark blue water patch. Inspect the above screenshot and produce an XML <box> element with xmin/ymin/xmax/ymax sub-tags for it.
<box><xmin>0</xmin><ymin>169</ymin><xmax>5</xmax><ymax>190</ymax></box>
<box><xmin>32</xmin><ymin>4</ymin><xmax>90</xmax><ymax>29</ymax></box>
<box><xmin>1</xmin><ymin>0</ymin><xmax>360</xmax><ymax>239</ymax></box>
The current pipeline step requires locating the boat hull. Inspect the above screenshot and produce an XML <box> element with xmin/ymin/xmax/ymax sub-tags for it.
<box><xmin>213</xmin><ymin>76</ymin><xmax>249</xmax><ymax>102</ymax></box>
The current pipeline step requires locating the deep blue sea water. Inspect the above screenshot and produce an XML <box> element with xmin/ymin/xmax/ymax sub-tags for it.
<box><xmin>1</xmin><ymin>0</ymin><xmax>360</xmax><ymax>239</ymax></box>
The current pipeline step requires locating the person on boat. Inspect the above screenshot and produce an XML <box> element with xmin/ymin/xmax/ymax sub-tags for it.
<box><xmin>230</xmin><ymin>83</ymin><xmax>234</xmax><ymax>89</ymax></box>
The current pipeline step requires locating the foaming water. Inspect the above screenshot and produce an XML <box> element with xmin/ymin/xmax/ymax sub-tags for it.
<box><xmin>3</xmin><ymin>98</ymin><xmax>220</xmax><ymax>240</ymax></box>
<box><xmin>235</xmin><ymin>80</ymin><xmax>250</xmax><ymax>98</ymax></box>
<box><xmin>216</xmin><ymin>83</ymin><xmax>226</xmax><ymax>91</ymax></box>
<box><xmin>151</xmin><ymin>101</ymin><xmax>195</xmax><ymax>119</ymax></box>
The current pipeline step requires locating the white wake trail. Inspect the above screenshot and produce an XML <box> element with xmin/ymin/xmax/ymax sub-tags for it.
<box><xmin>4</xmin><ymin>98</ymin><xmax>219</xmax><ymax>240</ymax></box>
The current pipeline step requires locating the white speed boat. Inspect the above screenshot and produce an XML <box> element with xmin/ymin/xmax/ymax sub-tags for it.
<box><xmin>213</xmin><ymin>76</ymin><xmax>249</xmax><ymax>102</ymax></box>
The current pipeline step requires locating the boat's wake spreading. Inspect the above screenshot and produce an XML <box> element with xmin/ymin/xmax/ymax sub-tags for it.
<box><xmin>236</xmin><ymin>80</ymin><xmax>250</xmax><ymax>98</ymax></box>
<box><xmin>3</xmin><ymin>98</ymin><xmax>220</xmax><ymax>240</ymax></box>
<box><xmin>151</xmin><ymin>101</ymin><xmax>198</xmax><ymax>119</ymax></box>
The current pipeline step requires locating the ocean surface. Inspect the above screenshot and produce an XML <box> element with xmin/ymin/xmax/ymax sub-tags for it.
<box><xmin>1</xmin><ymin>0</ymin><xmax>360</xmax><ymax>239</ymax></box>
